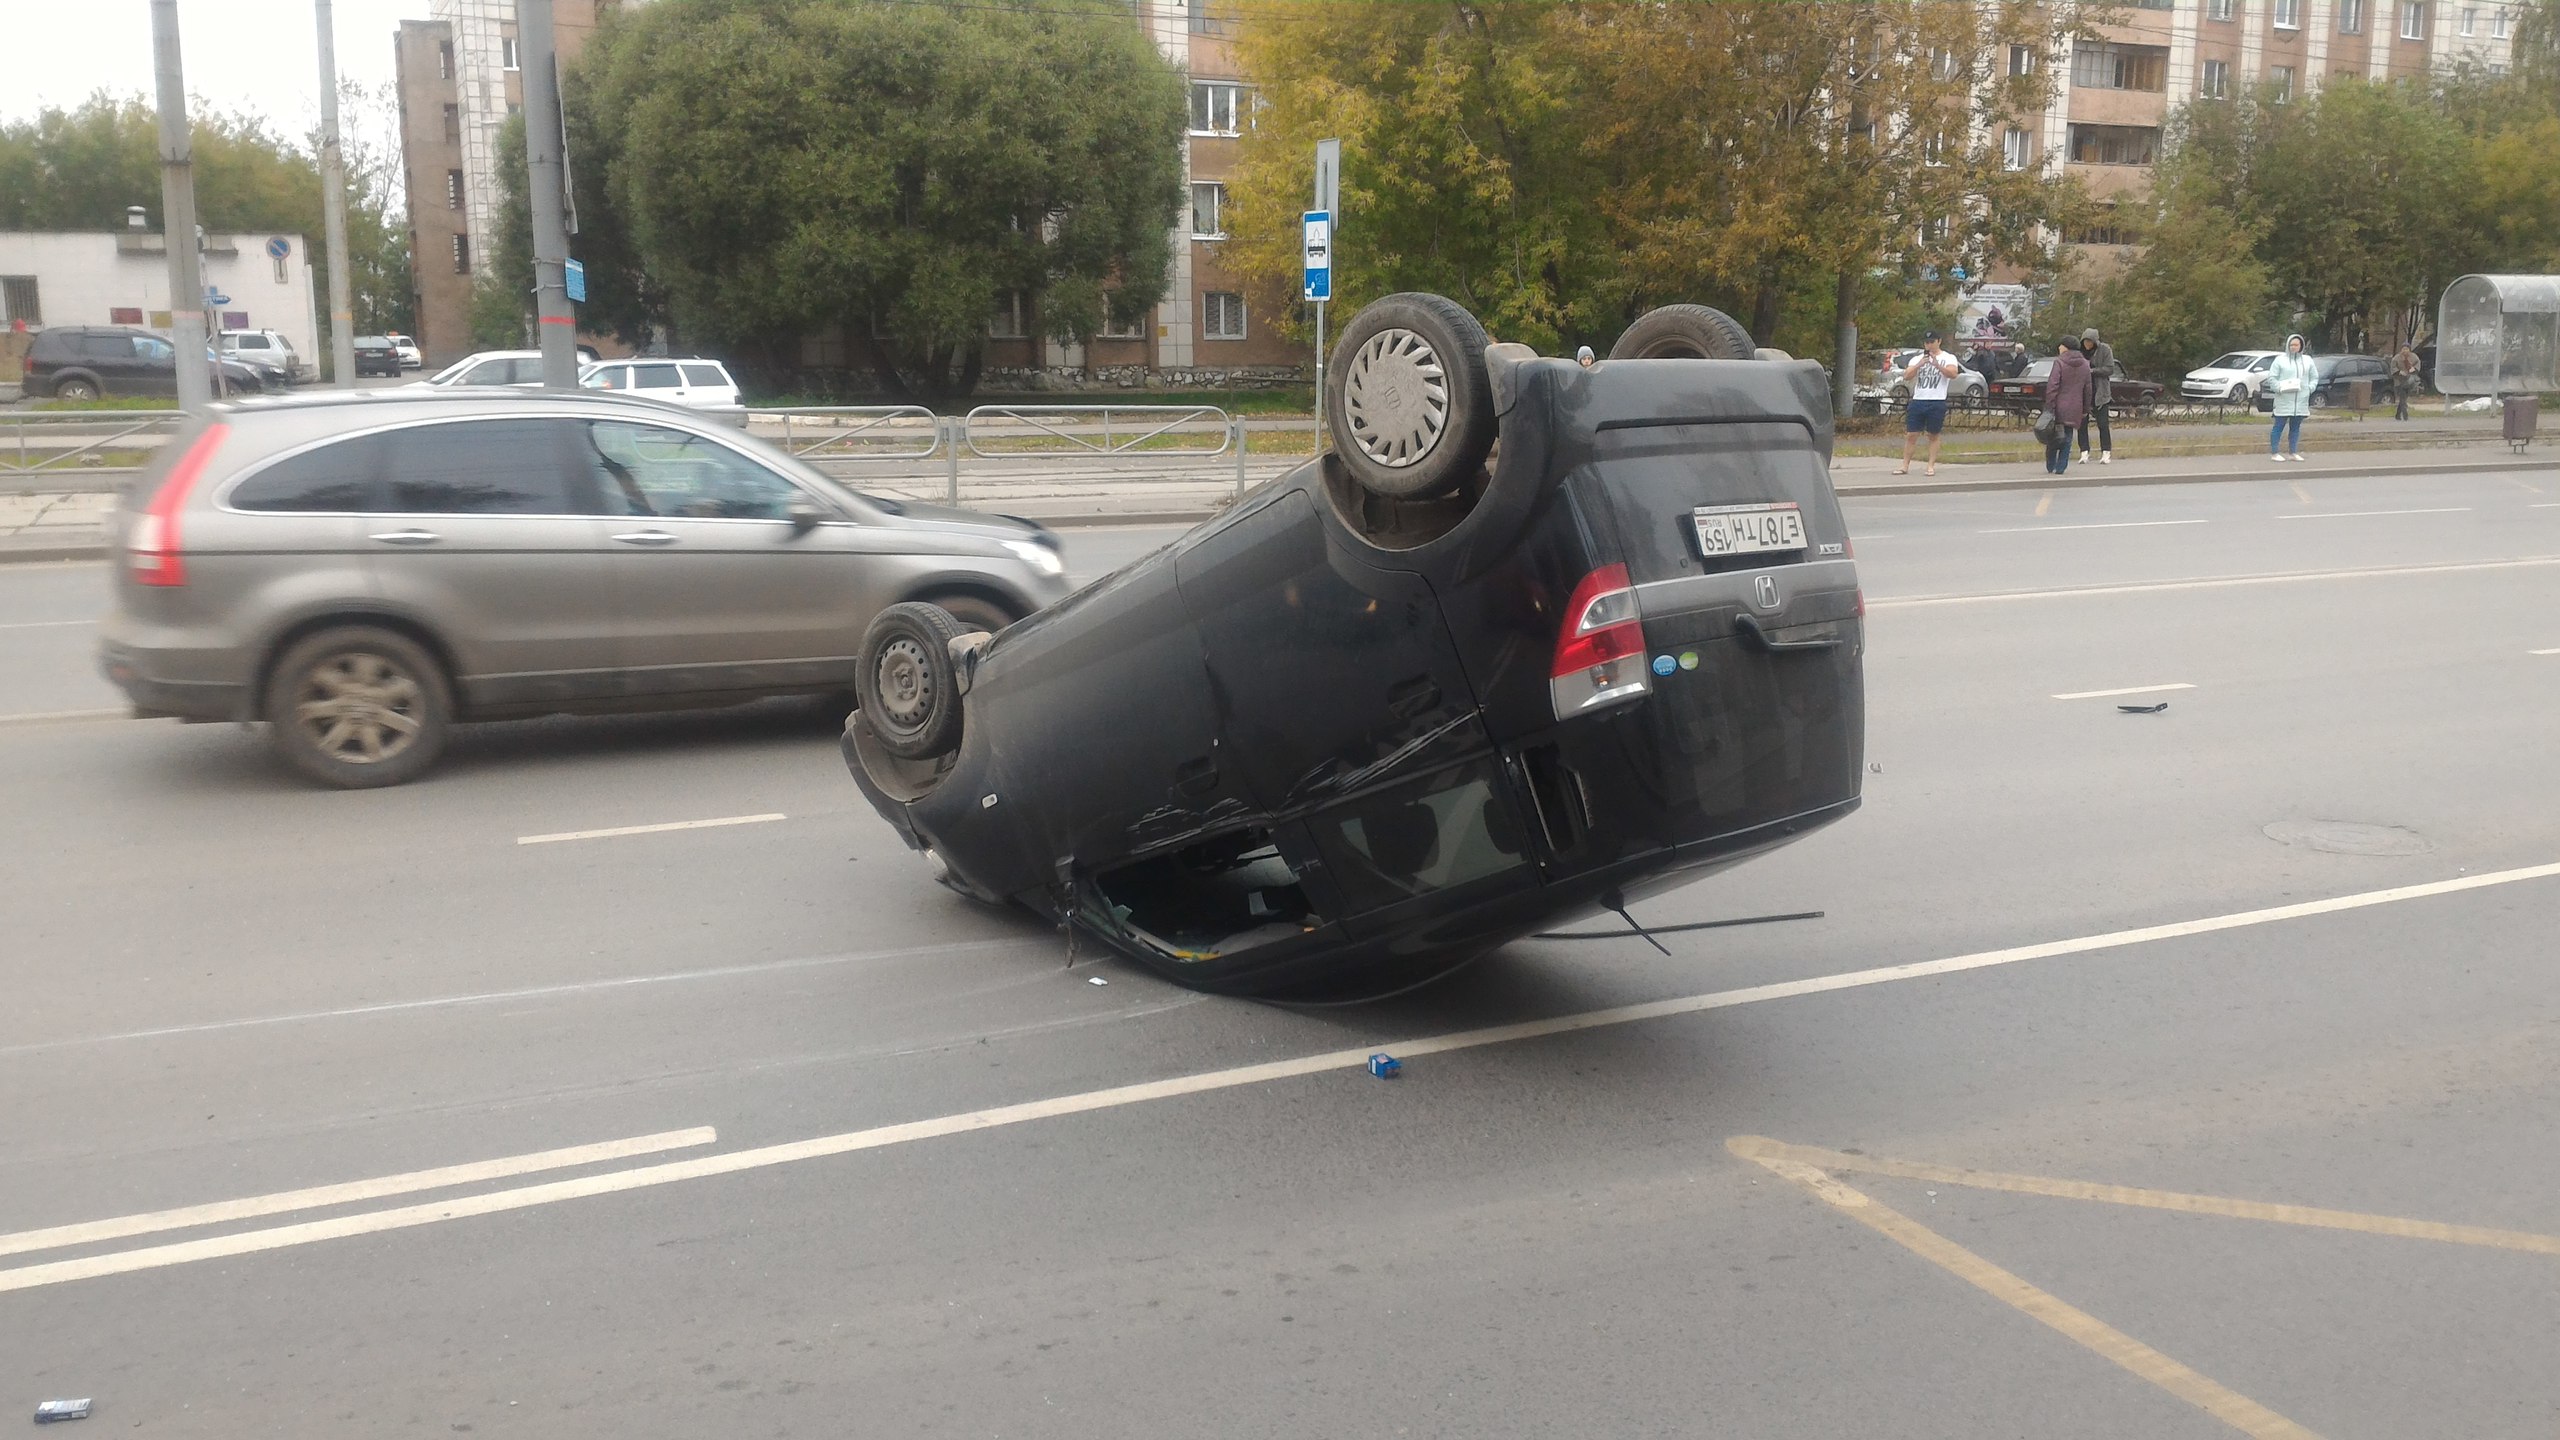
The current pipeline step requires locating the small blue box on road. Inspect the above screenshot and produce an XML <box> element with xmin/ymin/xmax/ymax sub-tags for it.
<box><xmin>1367</xmin><ymin>1053</ymin><xmax>1402</xmax><ymax>1079</ymax></box>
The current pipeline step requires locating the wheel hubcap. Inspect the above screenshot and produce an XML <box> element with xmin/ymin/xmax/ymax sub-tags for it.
<box><xmin>1342</xmin><ymin>327</ymin><xmax>1449</xmax><ymax>469</ymax></box>
<box><xmin>874</xmin><ymin>637</ymin><xmax>933</xmax><ymax>731</ymax></box>
<box><xmin>293</xmin><ymin>652</ymin><xmax>423</xmax><ymax>765</ymax></box>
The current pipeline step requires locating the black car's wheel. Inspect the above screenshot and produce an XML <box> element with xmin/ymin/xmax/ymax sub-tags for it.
<box><xmin>858</xmin><ymin>601</ymin><xmax>968</xmax><ymax>760</ymax></box>
<box><xmin>264</xmin><ymin>626</ymin><xmax>451</xmax><ymax>788</ymax></box>
<box><xmin>1325</xmin><ymin>292</ymin><xmax>1497</xmax><ymax>501</ymax></box>
<box><xmin>55</xmin><ymin>377</ymin><xmax>101</xmax><ymax>402</ymax></box>
<box><xmin>1608</xmin><ymin>303</ymin><xmax>1755</xmax><ymax>361</ymax></box>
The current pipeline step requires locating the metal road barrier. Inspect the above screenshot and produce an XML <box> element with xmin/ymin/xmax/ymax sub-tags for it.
<box><xmin>961</xmin><ymin>404</ymin><xmax>1234</xmax><ymax>460</ymax></box>
<box><xmin>748</xmin><ymin>405</ymin><xmax>943</xmax><ymax>462</ymax></box>
<box><xmin>2</xmin><ymin>410</ymin><xmax>187</xmax><ymax>481</ymax></box>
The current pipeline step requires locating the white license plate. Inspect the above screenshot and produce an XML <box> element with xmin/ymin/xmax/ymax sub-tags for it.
<box><xmin>1692</xmin><ymin>503</ymin><xmax>1806</xmax><ymax>558</ymax></box>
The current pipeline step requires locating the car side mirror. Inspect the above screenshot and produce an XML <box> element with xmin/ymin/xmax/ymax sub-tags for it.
<box><xmin>786</xmin><ymin>498</ymin><xmax>826</xmax><ymax>536</ymax></box>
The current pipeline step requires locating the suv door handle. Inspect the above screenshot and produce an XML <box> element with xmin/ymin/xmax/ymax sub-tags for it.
<box><xmin>611</xmin><ymin>530</ymin><xmax>679</xmax><ymax>546</ymax></box>
<box><xmin>369</xmin><ymin>529</ymin><xmax>441</xmax><ymax>545</ymax></box>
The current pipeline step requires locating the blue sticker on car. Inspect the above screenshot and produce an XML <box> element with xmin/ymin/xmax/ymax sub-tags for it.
<box><xmin>1651</xmin><ymin>654</ymin><xmax>1678</xmax><ymax>676</ymax></box>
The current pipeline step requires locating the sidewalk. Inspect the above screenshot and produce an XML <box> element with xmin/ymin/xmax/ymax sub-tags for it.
<box><xmin>3</xmin><ymin>439</ymin><xmax>2548</xmax><ymax>562</ymax></box>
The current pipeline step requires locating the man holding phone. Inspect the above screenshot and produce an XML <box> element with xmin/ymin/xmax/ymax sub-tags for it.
<box><xmin>1895</xmin><ymin>332</ymin><xmax>1961</xmax><ymax>477</ymax></box>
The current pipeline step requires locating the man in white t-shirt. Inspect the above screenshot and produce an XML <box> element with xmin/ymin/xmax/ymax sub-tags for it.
<box><xmin>1896</xmin><ymin>332</ymin><xmax>1962</xmax><ymax>476</ymax></box>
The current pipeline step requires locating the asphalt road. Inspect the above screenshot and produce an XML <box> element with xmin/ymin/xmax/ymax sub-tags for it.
<box><xmin>3</xmin><ymin>466</ymin><xmax>2558</xmax><ymax>1436</ymax></box>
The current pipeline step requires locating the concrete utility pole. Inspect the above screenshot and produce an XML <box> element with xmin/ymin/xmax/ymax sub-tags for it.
<box><xmin>518</xmin><ymin>0</ymin><xmax>578</xmax><ymax>390</ymax></box>
<box><xmin>315</xmin><ymin>0</ymin><xmax>357</xmax><ymax>388</ymax></box>
<box><xmin>150</xmin><ymin>0</ymin><xmax>211</xmax><ymax>411</ymax></box>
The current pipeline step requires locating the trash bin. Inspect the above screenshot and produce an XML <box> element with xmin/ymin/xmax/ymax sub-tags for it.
<box><xmin>2348</xmin><ymin>377</ymin><xmax>2373</xmax><ymax>411</ymax></box>
<box><xmin>2503</xmin><ymin>393</ymin><xmax>2538</xmax><ymax>449</ymax></box>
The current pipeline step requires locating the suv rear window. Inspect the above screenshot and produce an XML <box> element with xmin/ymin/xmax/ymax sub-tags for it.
<box><xmin>381</xmin><ymin>419</ymin><xmax>578</xmax><ymax>514</ymax></box>
<box><xmin>681</xmin><ymin>364</ymin><xmax>727</xmax><ymax>388</ymax></box>
<box><xmin>231</xmin><ymin>437</ymin><xmax>382</xmax><ymax>512</ymax></box>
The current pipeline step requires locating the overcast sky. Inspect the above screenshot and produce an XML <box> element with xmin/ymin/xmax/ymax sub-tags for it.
<box><xmin>6</xmin><ymin>1</ymin><xmax>436</xmax><ymax>134</ymax></box>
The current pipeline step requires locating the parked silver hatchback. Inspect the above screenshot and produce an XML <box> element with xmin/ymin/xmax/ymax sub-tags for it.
<box><xmin>98</xmin><ymin>390</ymin><xmax>1071</xmax><ymax>787</ymax></box>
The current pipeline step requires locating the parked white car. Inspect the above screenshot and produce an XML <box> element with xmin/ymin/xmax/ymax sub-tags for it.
<box><xmin>220</xmin><ymin>329</ymin><xmax>303</xmax><ymax>384</ymax></box>
<box><xmin>580</xmin><ymin>357</ymin><xmax>748</xmax><ymax>427</ymax></box>
<box><xmin>384</xmin><ymin>332</ymin><xmax>424</xmax><ymax>369</ymax></box>
<box><xmin>413</xmin><ymin>347</ymin><xmax>603</xmax><ymax>389</ymax></box>
<box><xmin>2182</xmin><ymin>350</ymin><xmax>2281</xmax><ymax>403</ymax></box>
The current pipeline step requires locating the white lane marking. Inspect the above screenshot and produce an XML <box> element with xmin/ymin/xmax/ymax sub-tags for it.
<box><xmin>2532</xmin><ymin>647</ymin><xmax>2560</xmax><ymax>656</ymax></box>
<box><xmin>1871</xmin><ymin>554</ymin><xmax>2560</xmax><ymax>609</ymax></box>
<box><xmin>2274</xmin><ymin>507</ymin><xmax>2472</xmax><ymax>521</ymax></box>
<box><xmin>2053</xmin><ymin>683</ymin><xmax>2196</xmax><ymax>701</ymax></box>
<box><xmin>0</xmin><ymin>1128</ymin><xmax>717</xmax><ymax>1261</ymax></box>
<box><xmin>0</xmin><ymin>939</ymin><xmax>1029</xmax><ymax>1058</ymax></box>
<box><xmin>9</xmin><ymin>858</ymin><xmax>2559</xmax><ymax>1295</ymax></box>
<box><xmin>1978</xmin><ymin>519</ymin><xmax>2211</xmax><ymax>534</ymax></box>
<box><xmin>517</xmin><ymin>812</ymin><xmax>786</xmax><ymax>845</ymax></box>
<box><xmin>0</xmin><ymin>707</ymin><xmax>129</xmax><ymax>728</ymax></box>
<box><xmin>0</xmin><ymin>619</ymin><xmax>93</xmax><ymax>629</ymax></box>
<box><xmin>2530</xmin><ymin>503</ymin><xmax>2560</xmax><ymax>508</ymax></box>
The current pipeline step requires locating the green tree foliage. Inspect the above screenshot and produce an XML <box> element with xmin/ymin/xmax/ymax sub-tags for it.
<box><xmin>1225</xmin><ymin>2</ymin><xmax>2091</xmax><ymax>364</ymax></box>
<box><xmin>2093</xmin><ymin>201</ymin><xmax>2276</xmax><ymax>384</ymax></box>
<box><xmin>484</xmin><ymin>114</ymin><xmax>536</xmax><ymax>346</ymax></box>
<box><xmin>576</xmin><ymin>0</ymin><xmax>1186</xmax><ymax>400</ymax></box>
<box><xmin>2474</xmin><ymin>117</ymin><xmax>2560</xmax><ymax>272</ymax></box>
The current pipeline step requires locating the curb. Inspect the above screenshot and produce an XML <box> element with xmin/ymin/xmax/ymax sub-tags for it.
<box><xmin>0</xmin><ymin>541</ymin><xmax>108</xmax><ymax>564</ymax></box>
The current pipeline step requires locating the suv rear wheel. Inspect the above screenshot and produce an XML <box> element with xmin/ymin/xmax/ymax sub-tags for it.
<box><xmin>55</xmin><ymin>377</ymin><xmax>101</xmax><ymax>402</ymax></box>
<box><xmin>858</xmin><ymin>602</ymin><xmax>969</xmax><ymax>760</ymax></box>
<box><xmin>1608</xmin><ymin>304</ymin><xmax>1756</xmax><ymax>360</ymax></box>
<box><xmin>264</xmin><ymin>626</ymin><xmax>452</xmax><ymax>787</ymax></box>
<box><xmin>1326</xmin><ymin>293</ymin><xmax>1497</xmax><ymax>501</ymax></box>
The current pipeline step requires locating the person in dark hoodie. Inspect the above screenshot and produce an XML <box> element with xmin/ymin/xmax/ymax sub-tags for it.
<box><xmin>2045</xmin><ymin>339</ymin><xmax>2093</xmax><ymax>475</ymax></box>
<box><xmin>2077</xmin><ymin>327</ymin><xmax>2115</xmax><ymax>464</ymax></box>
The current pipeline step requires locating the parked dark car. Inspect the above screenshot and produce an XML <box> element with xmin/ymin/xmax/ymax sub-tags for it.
<box><xmin>2253</xmin><ymin>353</ymin><xmax>2394</xmax><ymax>411</ymax></box>
<box><xmin>22</xmin><ymin>326</ymin><xmax>264</xmax><ymax>401</ymax></box>
<box><xmin>1989</xmin><ymin>356</ymin><xmax>2164</xmax><ymax>413</ymax></box>
<box><xmin>841</xmin><ymin>297</ymin><xmax>1865</xmax><ymax>997</ymax></box>
<box><xmin>96</xmin><ymin>389</ymin><xmax>1070</xmax><ymax>787</ymax></box>
<box><xmin>352</xmin><ymin>336</ymin><xmax>404</xmax><ymax>377</ymax></box>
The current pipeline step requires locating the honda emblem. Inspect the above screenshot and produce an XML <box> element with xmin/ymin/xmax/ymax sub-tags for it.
<box><xmin>1752</xmin><ymin>574</ymin><xmax>1781</xmax><ymax>611</ymax></box>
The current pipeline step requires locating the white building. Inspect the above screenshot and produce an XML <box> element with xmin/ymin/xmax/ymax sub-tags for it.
<box><xmin>0</xmin><ymin>230</ymin><xmax>320</xmax><ymax>359</ymax></box>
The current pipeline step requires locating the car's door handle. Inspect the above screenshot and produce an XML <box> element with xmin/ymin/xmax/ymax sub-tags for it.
<box><xmin>611</xmin><ymin>530</ymin><xmax>679</xmax><ymax>547</ymax></box>
<box><xmin>368</xmin><ymin>529</ymin><xmax>441</xmax><ymax>545</ymax></box>
<box><xmin>1734</xmin><ymin>612</ymin><xmax>1839</xmax><ymax>653</ymax></box>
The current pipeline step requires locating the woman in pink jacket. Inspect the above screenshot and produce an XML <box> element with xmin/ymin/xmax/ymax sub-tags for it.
<box><xmin>2045</xmin><ymin>341</ymin><xmax>2093</xmax><ymax>475</ymax></box>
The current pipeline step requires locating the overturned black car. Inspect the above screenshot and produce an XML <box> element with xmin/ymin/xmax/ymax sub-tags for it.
<box><xmin>842</xmin><ymin>294</ymin><xmax>1864</xmax><ymax>997</ymax></box>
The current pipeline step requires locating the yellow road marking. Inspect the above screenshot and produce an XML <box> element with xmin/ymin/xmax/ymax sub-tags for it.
<box><xmin>1734</xmin><ymin>1137</ymin><xmax>2560</xmax><ymax>1257</ymax></box>
<box><xmin>2035</xmin><ymin>489</ymin><xmax>2054</xmax><ymax>517</ymax></box>
<box><xmin>1731</xmin><ymin>1138</ymin><xmax>2325</xmax><ymax>1440</ymax></box>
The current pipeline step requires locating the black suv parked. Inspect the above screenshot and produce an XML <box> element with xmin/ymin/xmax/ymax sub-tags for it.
<box><xmin>22</xmin><ymin>326</ymin><xmax>265</xmax><ymax>401</ymax></box>
<box><xmin>843</xmin><ymin>295</ymin><xmax>1865</xmax><ymax>997</ymax></box>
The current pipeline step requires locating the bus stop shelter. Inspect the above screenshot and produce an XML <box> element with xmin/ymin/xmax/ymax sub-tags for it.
<box><xmin>2435</xmin><ymin>274</ymin><xmax>2560</xmax><ymax>396</ymax></box>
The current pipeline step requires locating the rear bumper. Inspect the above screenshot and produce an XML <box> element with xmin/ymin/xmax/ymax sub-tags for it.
<box><xmin>98</xmin><ymin>642</ymin><xmax>248</xmax><ymax>721</ymax></box>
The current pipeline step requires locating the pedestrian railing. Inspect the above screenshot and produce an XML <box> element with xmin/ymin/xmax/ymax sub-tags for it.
<box><xmin>750</xmin><ymin>405</ymin><xmax>943</xmax><ymax>462</ymax></box>
<box><xmin>1</xmin><ymin>410</ymin><xmax>187</xmax><ymax>479</ymax></box>
<box><xmin>961</xmin><ymin>404</ymin><xmax>1234</xmax><ymax>459</ymax></box>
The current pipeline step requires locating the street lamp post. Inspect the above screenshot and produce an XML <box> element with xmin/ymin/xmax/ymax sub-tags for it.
<box><xmin>149</xmin><ymin>0</ymin><xmax>210</xmax><ymax>411</ymax></box>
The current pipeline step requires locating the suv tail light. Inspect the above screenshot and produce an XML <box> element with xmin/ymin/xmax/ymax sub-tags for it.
<box><xmin>130</xmin><ymin>422</ymin><xmax>227</xmax><ymax>588</ymax></box>
<box><xmin>1549</xmin><ymin>562</ymin><xmax>1651</xmax><ymax>720</ymax></box>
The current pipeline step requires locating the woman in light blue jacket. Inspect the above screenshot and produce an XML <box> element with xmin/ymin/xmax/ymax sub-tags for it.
<box><xmin>2266</xmin><ymin>334</ymin><xmax>2316</xmax><ymax>461</ymax></box>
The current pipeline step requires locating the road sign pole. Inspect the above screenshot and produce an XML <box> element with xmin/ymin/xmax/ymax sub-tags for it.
<box><xmin>315</xmin><ymin>0</ymin><xmax>357</xmax><ymax>388</ymax></box>
<box><xmin>1313</xmin><ymin>301</ymin><xmax>1325</xmax><ymax>454</ymax></box>
<box><xmin>520</xmin><ymin>0</ymin><xmax>578</xmax><ymax>390</ymax></box>
<box><xmin>150</xmin><ymin>0</ymin><xmax>210</xmax><ymax>412</ymax></box>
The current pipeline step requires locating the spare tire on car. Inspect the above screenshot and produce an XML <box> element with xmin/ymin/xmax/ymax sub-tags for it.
<box><xmin>1325</xmin><ymin>292</ymin><xmax>1498</xmax><ymax>501</ymax></box>
<box><xmin>857</xmin><ymin>601</ymin><xmax>970</xmax><ymax>761</ymax></box>
<box><xmin>1608</xmin><ymin>304</ymin><xmax>1756</xmax><ymax>361</ymax></box>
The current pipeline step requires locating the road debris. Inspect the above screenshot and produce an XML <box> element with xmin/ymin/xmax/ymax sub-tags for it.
<box><xmin>2118</xmin><ymin>702</ymin><xmax>2170</xmax><ymax>714</ymax></box>
<box><xmin>1086</xmin><ymin>976</ymin><xmax>1108</xmax><ymax>986</ymax></box>
<box><xmin>1367</xmin><ymin>1053</ymin><xmax>1403</xmax><ymax>1079</ymax></box>
<box><xmin>34</xmin><ymin>1399</ymin><xmax>92</xmax><ymax>1424</ymax></box>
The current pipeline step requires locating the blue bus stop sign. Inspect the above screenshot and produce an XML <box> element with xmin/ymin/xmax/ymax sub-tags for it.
<box><xmin>564</xmin><ymin>259</ymin><xmax>587</xmax><ymax>304</ymax></box>
<box><xmin>1302</xmin><ymin>211</ymin><xmax>1331</xmax><ymax>303</ymax></box>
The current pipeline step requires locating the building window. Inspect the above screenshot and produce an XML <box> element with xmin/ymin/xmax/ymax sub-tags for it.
<box><xmin>2275</xmin><ymin>0</ymin><xmax>2302</xmax><ymax>28</ymax></box>
<box><xmin>1190</xmin><ymin>181</ymin><xmax>1226</xmax><ymax>238</ymax></box>
<box><xmin>451</xmin><ymin>234</ymin><xmax>470</xmax><ymax>274</ymax></box>
<box><xmin>2066</xmin><ymin>207</ymin><xmax>2136</xmax><ymax>245</ymax></box>
<box><xmin>2008</xmin><ymin>44</ymin><xmax>2037</xmax><ymax>76</ymax></box>
<box><xmin>1919</xmin><ymin>215</ymin><xmax>1952</xmax><ymax>245</ymax></box>
<box><xmin>1920</xmin><ymin>129</ymin><xmax>1948</xmax><ymax>167</ymax></box>
<box><xmin>0</xmin><ymin>276</ymin><xmax>40</xmax><ymax>327</ymax></box>
<box><xmin>2493</xmin><ymin>6</ymin><xmax>2510</xmax><ymax>37</ymax></box>
<box><xmin>1189</xmin><ymin>81</ymin><xmax>1248</xmax><ymax>136</ymax></box>
<box><xmin>501</xmin><ymin>35</ymin><xmax>519</xmax><ymax>70</ymax></box>
<box><xmin>2071</xmin><ymin>41</ymin><xmax>2170</xmax><ymax>91</ymax></box>
<box><xmin>1930</xmin><ymin>47</ymin><xmax>1962</xmax><ymax>81</ymax></box>
<box><xmin>1098</xmin><ymin>306</ymin><xmax>1147</xmax><ymax>340</ymax></box>
<box><xmin>2127</xmin><ymin>0</ymin><xmax>2174</xmax><ymax>9</ymax></box>
<box><xmin>2401</xmin><ymin>1</ymin><xmax>2427</xmax><ymax>37</ymax></box>
<box><xmin>2208</xmin><ymin>0</ymin><xmax>2237</xmax><ymax>18</ymax></box>
<box><xmin>442</xmin><ymin>104</ymin><xmax>460</xmax><ymax>144</ymax></box>
<box><xmin>2002</xmin><ymin>127</ymin><xmax>2033</xmax><ymax>170</ymax></box>
<box><xmin>2269</xmin><ymin>63</ymin><xmax>2296</xmax><ymax>98</ymax></box>
<box><xmin>2200</xmin><ymin>57</ymin><xmax>2232</xmax><ymax>96</ymax></box>
<box><xmin>988</xmin><ymin>291</ymin><xmax>1029</xmax><ymax>339</ymax></box>
<box><xmin>446</xmin><ymin>170</ymin><xmax>464</xmax><ymax>210</ymax></box>
<box><xmin>437</xmin><ymin>40</ymin><xmax>452</xmax><ymax>79</ymax></box>
<box><xmin>1186</xmin><ymin>0</ymin><xmax>1235</xmax><ymax>38</ymax></box>
<box><xmin>1203</xmin><ymin>291</ymin><xmax>1247</xmax><ymax>341</ymax></box>
<box><xmin>2460</xmin><ymin>6</ymin><xmax>2478</xmax><ymax>32</ymax></box>
<box><xmin>2066</xmin><ymin>123</ymin><xmax>2162</xmax><ymax>165</ymax></box>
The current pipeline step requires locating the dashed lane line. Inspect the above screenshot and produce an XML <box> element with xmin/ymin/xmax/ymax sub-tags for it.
<box><xmin>2052</xmin><ymin>682</ymin><xmax>2195</xmax><ymax>701</ymax></box>
<box><xmin>517</xmin><ymin>812</ymin><xmax>787</xmax><ymax>845</ymax></box>
<box><xmin>1979</xmin><ymin>519</ymin><xmax>2211</xmax><ymax>534</ymax></box>
<box><xmin>2274</xmin><ymin>506</ymin><xmax>2472</xmax><ymax>520</ymax></box>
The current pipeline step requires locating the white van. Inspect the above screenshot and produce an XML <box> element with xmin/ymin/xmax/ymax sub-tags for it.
<box><xmin>579</xmin><ymin>357</ymin><xmax>747</xmax><ymax>427</ymax></box>
<box><xmin>220</xmin><ymin>329</ymin><xmax>303</xmax><ymax>384</ymax></box>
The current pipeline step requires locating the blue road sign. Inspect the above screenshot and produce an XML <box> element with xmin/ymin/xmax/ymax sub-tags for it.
<box><xmin>264</xmin><ymin>236</ymin><xmax>291</xmax><ymax>261</ymax></box>
<box><xmin>1302</xmin><ymin>210</ymin><xmax>1331</xmax><ymax>303</ymax></box>
<box><xmin>204</xmin><ymin>290</ymin><xmax>231</xmax><ymax>307</ymax></box>
<box><xmin>564</xmin><ymin>259</ymin><xmax>587</xmax><ymax>304</ymax></box>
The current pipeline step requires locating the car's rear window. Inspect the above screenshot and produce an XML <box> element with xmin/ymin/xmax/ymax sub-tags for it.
<box><xmin>230</xmin><ymin>436</ymin><xmax>383</xmax><ymax>512</ymax></box>
<box><xmin>681</xmin><ymin>364</ymin><xmax>727</xmax><ymax>388</ymax></box>
<box><xmin>381</xmin><ymin>419</ymin><xmax>577</xmax><ymax>514</ymax></box>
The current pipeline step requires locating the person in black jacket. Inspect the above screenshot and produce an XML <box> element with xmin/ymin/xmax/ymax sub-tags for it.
<box><xmin>2077</xmin><ymin>328</ymin><xmax>2115</xmax><ymax>464</ymax></box>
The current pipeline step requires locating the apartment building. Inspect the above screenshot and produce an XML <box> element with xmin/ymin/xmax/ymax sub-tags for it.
<box><xmin>393</xmin><ymin>0</ymin><xmax>617</xmax><ymax>366</ymax></box>
<box><xmin>1999</xmin><ymin>0</ymin><xmax>2524</xmax><ymax>274</ymax></box>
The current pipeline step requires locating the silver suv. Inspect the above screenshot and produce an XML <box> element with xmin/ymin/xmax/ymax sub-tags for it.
<box><xmin>98</xmin><ymin>390</ymin><xmax>1070</xmax><ymax>787</ymax></box>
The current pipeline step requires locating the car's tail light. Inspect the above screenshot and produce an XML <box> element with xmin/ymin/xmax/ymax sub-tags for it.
<box><xmin>1549</xmin><ymin>562</ymin><xmax>1650</xmax><ymax>720</ymax></box>
<box><xmin>130</xmin><ymin>422</ymin><xmax>227</xmax><ymax>588</ymax></box>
